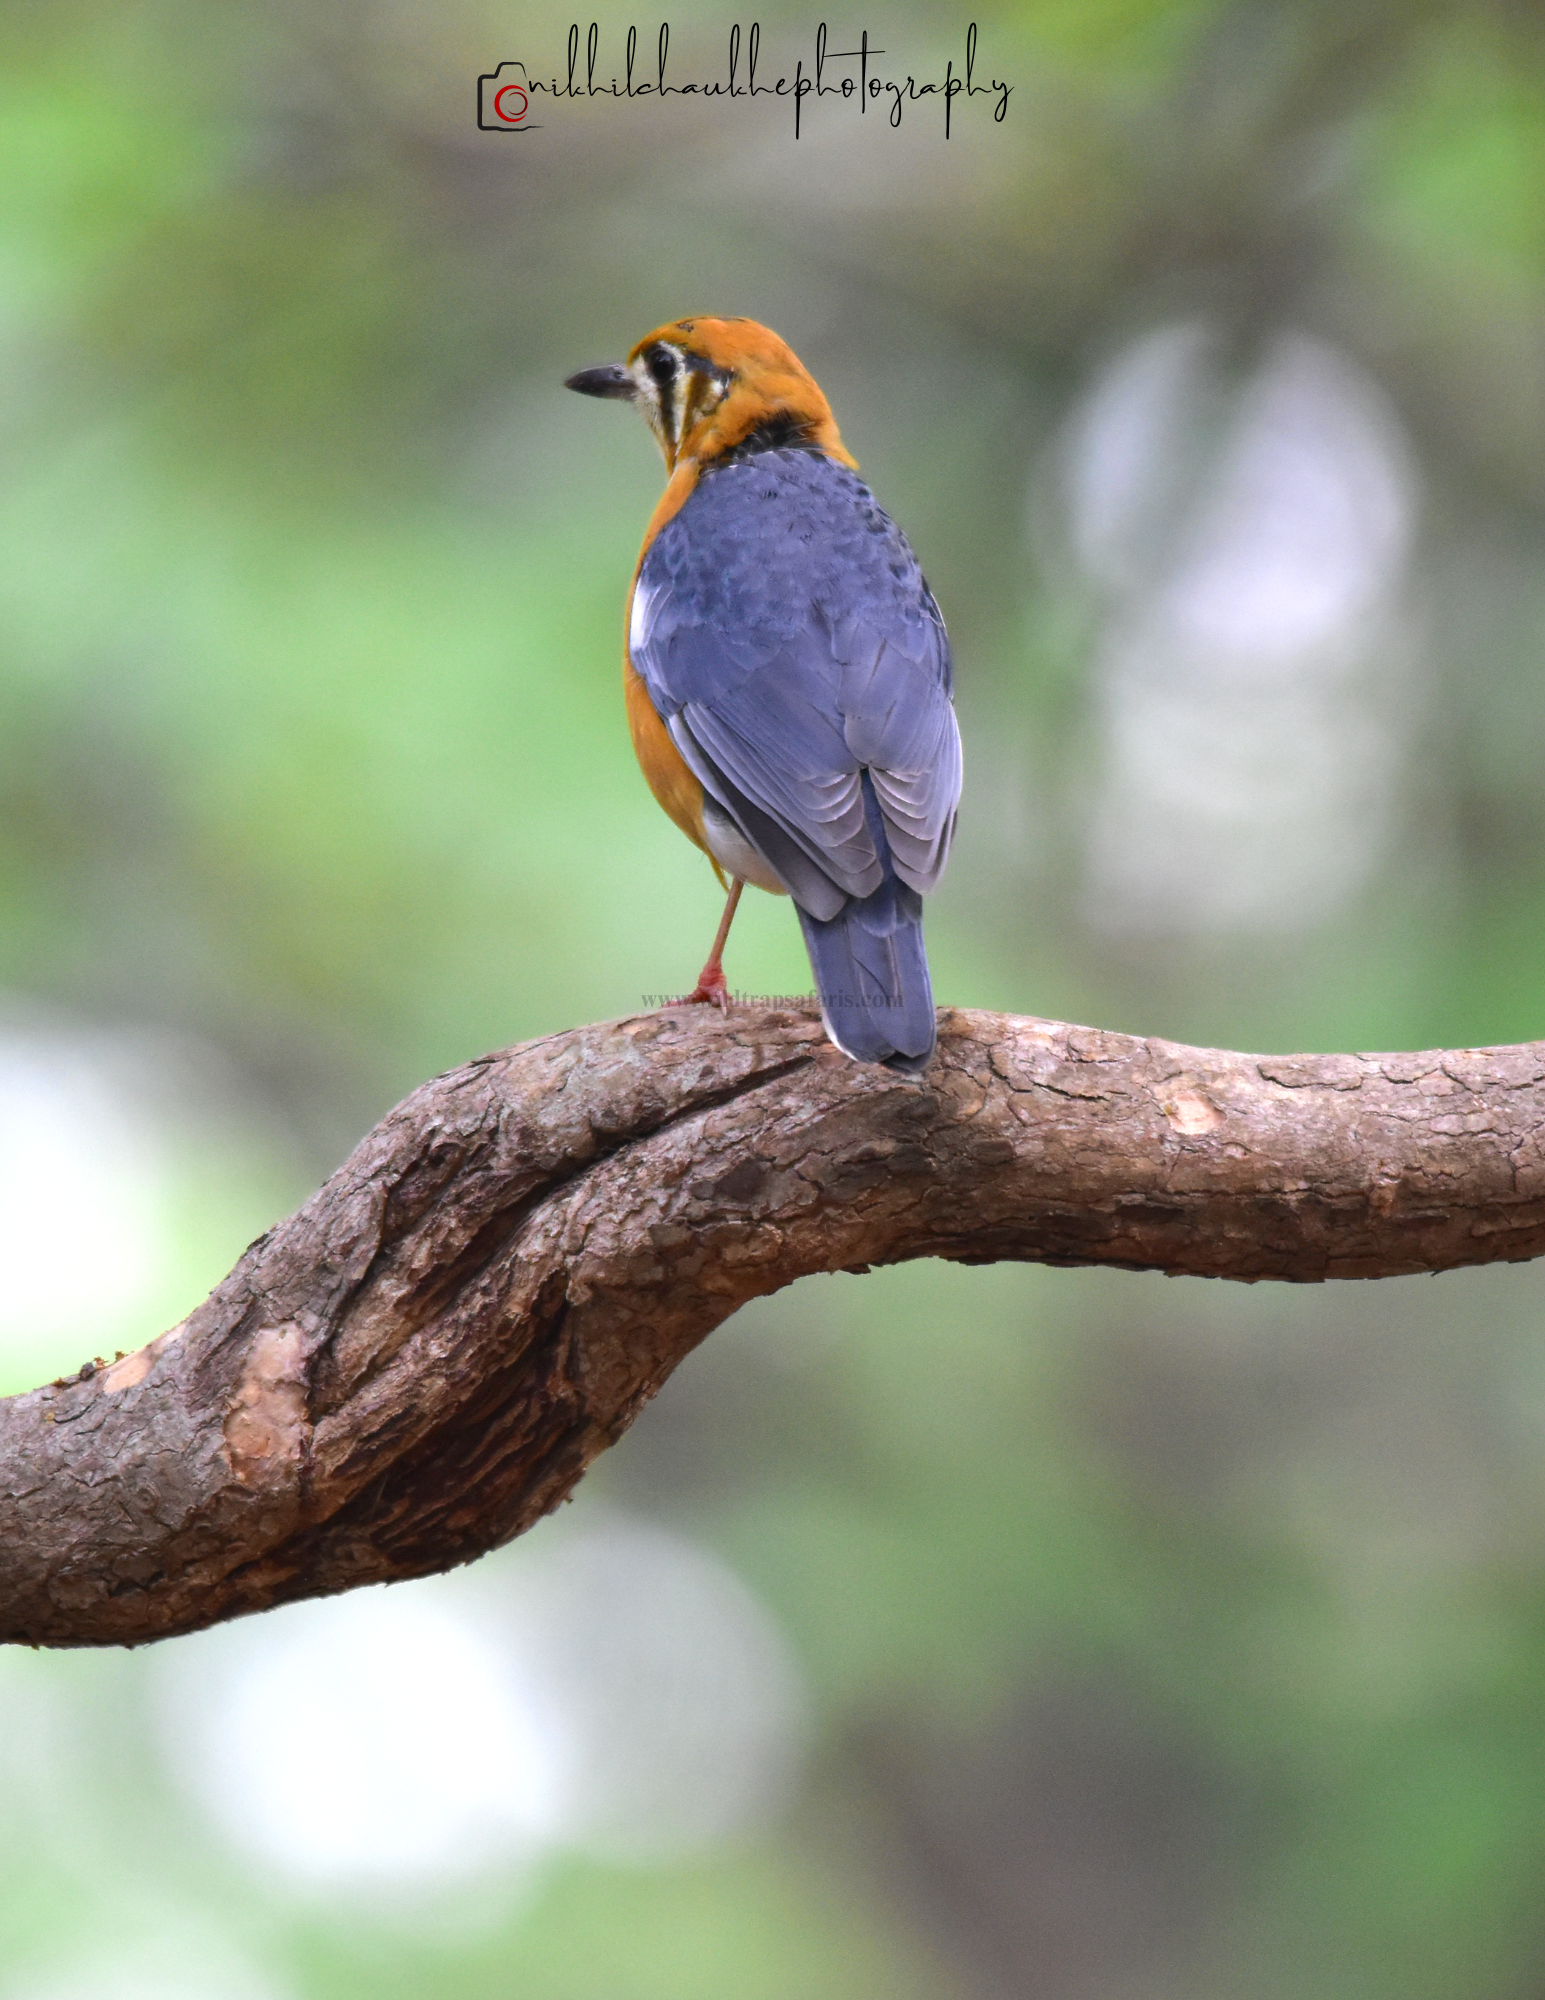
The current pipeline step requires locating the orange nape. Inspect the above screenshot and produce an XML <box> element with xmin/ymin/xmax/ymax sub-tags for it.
<box><xmin>625</xmin><ymin>316</ymin><xmax>856</xmax><ymax>477</ymax></box>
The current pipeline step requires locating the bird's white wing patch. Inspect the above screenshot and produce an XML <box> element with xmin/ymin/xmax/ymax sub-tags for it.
<box><xmin>629</xmin><ymin>577</ymin><xmax>659</xmax><ymax>659</ymax></box>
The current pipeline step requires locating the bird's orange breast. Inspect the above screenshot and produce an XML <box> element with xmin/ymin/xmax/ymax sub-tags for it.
<box><xmin>623</xmin><ymin>650</ymin><xmax>713</xmax><ymax>854</ymax></box>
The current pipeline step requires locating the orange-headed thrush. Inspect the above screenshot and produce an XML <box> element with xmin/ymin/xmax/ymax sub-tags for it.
<box><xmin>567</xmin><ymin>317</ymin><xmax>961</xmax><ymax>1074</ymax></box>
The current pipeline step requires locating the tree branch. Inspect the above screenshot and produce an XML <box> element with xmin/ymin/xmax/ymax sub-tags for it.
<box><xmin>5</xmin><ymin>1003</ymin><xmax>1544</xmax><ymax>1648</ymax></box>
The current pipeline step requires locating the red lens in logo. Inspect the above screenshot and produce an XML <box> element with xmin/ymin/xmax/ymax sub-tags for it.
<box><xmin>493</xmin><ymin>83</ymin><xmax>528</xmax><ymax>123</ymax></box>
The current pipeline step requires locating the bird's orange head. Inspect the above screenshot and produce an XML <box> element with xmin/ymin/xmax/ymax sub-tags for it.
<box><xmin>566</xmin><ymin>317</ymin><xmax>855</xmax><ymax>473</ymax></box>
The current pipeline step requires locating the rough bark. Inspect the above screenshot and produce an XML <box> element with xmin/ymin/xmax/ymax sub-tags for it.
<box><xmin>4</xmin><ymin>1002</ymin><xmax>1545</xmax><ymax>1649</ymax></box>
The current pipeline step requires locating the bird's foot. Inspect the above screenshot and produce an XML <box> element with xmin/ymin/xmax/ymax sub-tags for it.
<box><xmin>683</xmin><ymin>961</ymin><xmax>731</xmax><ymax>1013</ymax></box>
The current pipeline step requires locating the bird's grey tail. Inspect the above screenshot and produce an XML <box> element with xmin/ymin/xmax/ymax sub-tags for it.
<box><xmin>796</xmin><ymin>777</ymin><xmax>937</xmax><ymax>1075</ymax></box>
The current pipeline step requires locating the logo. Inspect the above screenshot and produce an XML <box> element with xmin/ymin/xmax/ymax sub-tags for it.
<box><xmin>476</xmin><ymin>26</ymin><xmax>1013</xmax><ymax>140</ymax></box>
<box><xmin>477</xmin><ymin>60</ymin><xmax>539</xmax><ymax>131</ymax></box>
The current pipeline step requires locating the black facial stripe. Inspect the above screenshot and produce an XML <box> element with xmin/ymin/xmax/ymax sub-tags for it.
<box><xmin>680</xmin><ymin>353</ymin><xmax>734</xmax><ymax>444</ymax></box>
<box><xmin>681</xmin><ymin>355</ymin><xmax>733</xmax><ymax>397</ymax></box>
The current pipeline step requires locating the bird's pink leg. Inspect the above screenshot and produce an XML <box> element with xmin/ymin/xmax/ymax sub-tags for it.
<box><xmin>684</xmin><ymin>878</ymin><xmax>744</xmax><ymax>1011</ymax></box>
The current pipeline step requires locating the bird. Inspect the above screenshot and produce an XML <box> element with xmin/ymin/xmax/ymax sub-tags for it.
<box><xmin>566</xmin><ymin>316</ymin><xmax>961</xmax><ymax>1074</ymax></box>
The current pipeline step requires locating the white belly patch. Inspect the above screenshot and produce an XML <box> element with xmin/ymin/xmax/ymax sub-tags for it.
<box><xmin>701</xmin><ymin>797</ymin><xmax>787</xmax><ymax>895</ymax></box>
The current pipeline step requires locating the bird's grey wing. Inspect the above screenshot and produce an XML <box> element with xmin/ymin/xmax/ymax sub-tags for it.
<box><xmin>632</xmin><ymin>448</ymin><xmax>961</xmax><ymax>912</ymax></box>
<box><xmin>835</xmin><ymin>611</ymin><xmax>961</xmax><ymax>893</ymax></box>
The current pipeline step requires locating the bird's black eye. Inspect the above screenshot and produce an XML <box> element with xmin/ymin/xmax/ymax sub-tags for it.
<box><xmin>643</xmin><ymin>343</ymin><xmax>677</xmax><ymax>398</ymax></box>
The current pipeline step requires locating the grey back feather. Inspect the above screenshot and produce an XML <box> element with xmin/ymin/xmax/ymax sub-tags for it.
<box><xmin>632</xmin><ymin>448</ymin><xmax>960</xmax><ymax>914</ymax></box>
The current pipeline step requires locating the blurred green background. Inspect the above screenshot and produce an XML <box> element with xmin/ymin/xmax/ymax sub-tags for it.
<box><xmin>4</xmin><ymin>1</ymin><xmax>1545</xmax><ymax>1995</ymax></box>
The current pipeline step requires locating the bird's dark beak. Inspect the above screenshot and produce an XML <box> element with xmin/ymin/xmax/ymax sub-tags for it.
<box><xmin>565</xmin><ymin>363</ymin><xmax>636</xmax><ymax>401</ymax></box>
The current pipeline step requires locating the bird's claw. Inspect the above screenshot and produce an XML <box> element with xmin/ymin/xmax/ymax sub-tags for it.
<box><xmin>683</xmin><ymin>965</ymin><xmax>731</xmax><ymax>1012</ymax></box>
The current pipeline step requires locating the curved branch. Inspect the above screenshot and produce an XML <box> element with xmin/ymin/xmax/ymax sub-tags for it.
<box><xmin>5</xmin><ymin>1004</ymin><xmax>1545</xmax><ymax>1647</ymax></box>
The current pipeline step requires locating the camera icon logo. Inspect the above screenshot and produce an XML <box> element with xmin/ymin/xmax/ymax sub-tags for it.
<box><xmin>477</xmin><ymin>60</ymin><xmax>539</xmax><ymax>132</ymax></box>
